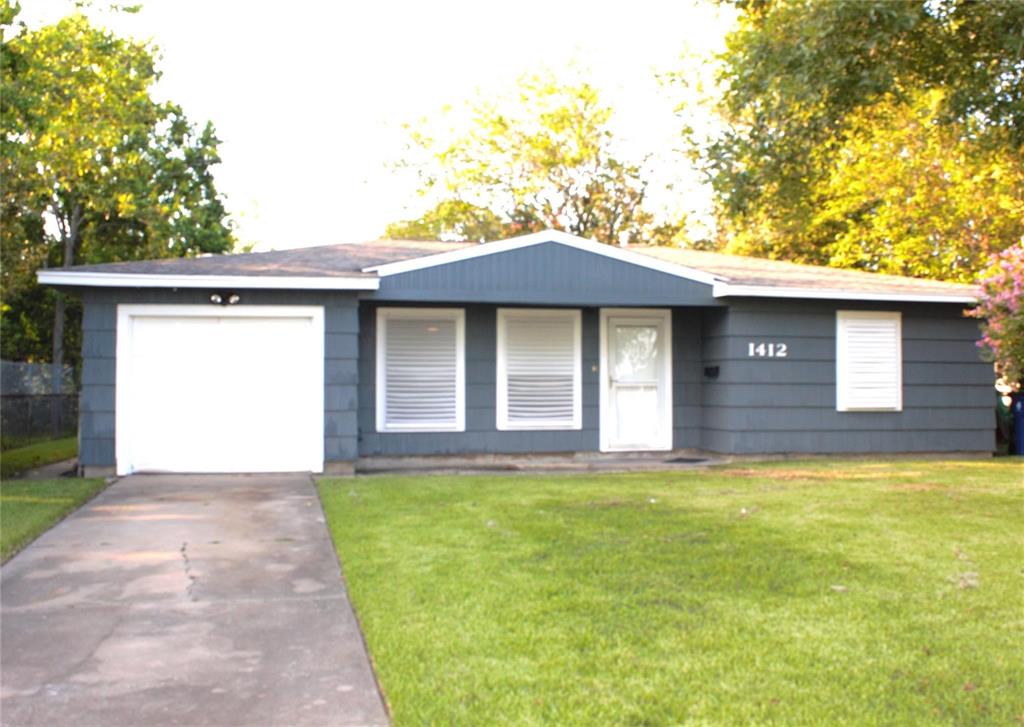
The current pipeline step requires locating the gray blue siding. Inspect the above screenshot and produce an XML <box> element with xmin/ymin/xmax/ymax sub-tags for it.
<box><xmin>375</xmin><ymin>242</ymin><xmax>719</xmax><ymax>306</ymax></box>
<box><xmin>673</xmin><ymin>309</ymin><xmax>703</xmax><ymax>449</ymax></box>
<box><xmin>75</xmin><ymin>287</ymin><xmax>360</xmax><ymax>471</ymax></box>
<box><xmin>358</xmin><ymin>304</ymin><xmax>705</xmax><ymax>456</ymax></box>
<box><xmin>79</xmin><ymin>301</ymin><xmax>117</xmax><ymax>468</ymax></box>
<box><xmin>73</xmin><ymin>284</ymin><xmax>994</xmax><ymax>469</ymax></box>
<box><xmin>358</xmin><ymin>304</ymin><xmax>598</xmax><ymax>455</ymax></box>
<box><xmin>699</xmin><ymin>300</ymin><xmax>994</xmax><ymax>453</ymax></box>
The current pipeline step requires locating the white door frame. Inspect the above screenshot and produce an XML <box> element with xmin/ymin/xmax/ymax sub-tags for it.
<box><xmin>115</xmin><ymin>304</ymin><xmax>325</xmax><ymax>475</ymax></box>
<box><xmin>599</xmin><ymin>308</ymin><xmax>673</xmax><ymax>452</ymax></box>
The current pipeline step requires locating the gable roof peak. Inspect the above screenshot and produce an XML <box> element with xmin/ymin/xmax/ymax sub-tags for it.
<box><xmin>362</xmin><ymin>229</ymin><xmax>724</xmax><ymax>286</ymax></box>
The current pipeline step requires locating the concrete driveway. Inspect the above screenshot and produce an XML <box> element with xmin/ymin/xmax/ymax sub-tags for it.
<box><xmin>1</xmin><ymin>474</ymin><xmax>389</xmax><ymax>727</ymax></box>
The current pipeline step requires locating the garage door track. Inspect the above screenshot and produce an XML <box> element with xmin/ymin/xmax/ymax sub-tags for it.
<box><xmin>1</xmin><ymin>474</ymin><xmax>389</xmax><ymax>727</ymax></box>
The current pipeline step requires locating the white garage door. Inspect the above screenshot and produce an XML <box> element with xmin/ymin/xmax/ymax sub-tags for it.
<box><xmin>115</xmin><ymin>305</ymin><xmax>324</xmax><ymax>475</ymax></box>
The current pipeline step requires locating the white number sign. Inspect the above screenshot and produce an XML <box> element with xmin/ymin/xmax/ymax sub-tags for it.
<box><xmin>747</xmin><ymin>342</ymin><xmax>788</xmax><ymax>358</ymax></box>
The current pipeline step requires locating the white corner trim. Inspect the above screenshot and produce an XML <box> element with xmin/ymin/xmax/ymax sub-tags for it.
<box><xmin>37</xmin><ymin>270</ymin><xmax>380</xmax><ymax>291</ymax></box>
<box><xmin>362</xmin><ymin>229</ymin><xmax>724</xmax><ymax>286</ymax></box>
<box><xmin>713</xmin><ymin>282</ymin><xmax>977</xmax><ymax>304</ymax></box>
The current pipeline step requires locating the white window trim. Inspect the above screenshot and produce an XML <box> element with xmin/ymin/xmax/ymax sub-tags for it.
<box><xmin>375</xmin><ymin>307</ymin><xmax>465</xmax><ymax>433</ymax></box>
<box><xmin>836</xmin><ymin>310</ymin><xmax>903</xmax><ymax>412</ymax></box>
<box><xmin>496</xmin><ymin>308</ymin><xmax>582</xmax><ymax>431</ymax></box>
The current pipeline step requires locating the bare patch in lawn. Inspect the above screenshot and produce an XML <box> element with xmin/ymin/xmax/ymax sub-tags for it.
<box><xmin>714</xmin><ymin>468</ymin><xmax>851</xmax><ymax>480</ymax></box>
<box><xmin>581</xmin><ymin>499</ymin><xmax>631</xmax><ymax>509</ymax></box>
<box><xmin>888</xmin><ymin>483</ymin><xmax>948</xmax><ymax>492</ymax></box>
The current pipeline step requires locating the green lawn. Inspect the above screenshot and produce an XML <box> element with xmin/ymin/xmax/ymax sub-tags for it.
<box><xmin>0</xmin><ymin>478</ymin><xmax>106</xmax><ymax>562</ymax></box>
<box><xmin>319</xmin><ymin>459</ymin><xmax>1024</xmax><ymax>726</ymax></box>
<box><xmin>0</xmin><ymin>436</ymin><xmax>77</xmax><ymax>479</ymax></box>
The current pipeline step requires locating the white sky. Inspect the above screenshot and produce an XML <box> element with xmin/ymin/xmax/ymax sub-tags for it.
<box><xmin>20</xmin><ymin>1</ymin><xmax>735</xmax><ymax>251</ymax></box>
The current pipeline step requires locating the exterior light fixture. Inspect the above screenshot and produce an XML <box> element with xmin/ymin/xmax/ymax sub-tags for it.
<box><xmin>210</xmin><ymin>292</ymin><xmax>241</xmax><ymax>306</ymax></box>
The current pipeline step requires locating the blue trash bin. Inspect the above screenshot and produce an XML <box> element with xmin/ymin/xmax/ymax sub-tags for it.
<box><xmin>1013</xmin><ymin>394</ymin><xmax>1024</xmax><ymax>456</ymax></box>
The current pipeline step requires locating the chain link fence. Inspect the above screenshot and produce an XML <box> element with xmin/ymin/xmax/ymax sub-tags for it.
<box><xmin>1</xmin><ymin>361</ymin><xmax>78</xmax><ymax>448</ymax></box>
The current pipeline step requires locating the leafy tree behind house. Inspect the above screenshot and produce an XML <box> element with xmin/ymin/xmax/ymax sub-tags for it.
<box><xmin>679</xmin><ymin>0</ymin><xmax>1024</xmax><ymax>281</ymax></box>
<box><xmin>387</xmin><ymin>73</ymin><xmax>688</xmax><ymax>246</ymax></box>
<box><xmin>1</xmin><ymin>3</ymin><xmax>235</xmax><ymax>368</ymax></box>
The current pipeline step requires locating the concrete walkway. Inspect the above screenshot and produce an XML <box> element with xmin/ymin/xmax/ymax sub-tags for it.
<box><xmin>1</xmin><ymin>474</ymin><xmax>389</xmax><ymax>727</ymax></box>
<box><xmin>15</xmin><ymin>457</ymin><xmax>77</xmax><ymax>480</ymax></box>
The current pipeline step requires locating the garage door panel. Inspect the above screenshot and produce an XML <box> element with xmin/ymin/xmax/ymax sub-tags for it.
<box><xmin>116</xmin><ymin>306</ymin><xmax>324</xmax><ymax>474</ymax></box>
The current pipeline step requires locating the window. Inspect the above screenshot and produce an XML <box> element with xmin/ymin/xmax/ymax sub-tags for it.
<box><xmin>496</xmin><ymin>308</ymin><xmax>582</xmax><ymax>430</ymax></box>
<box><xmin>376</xmin><ymin>308</ymin><xmax>465</xmax><ymax>432</ymax></box>
<box><xmin>836</xmin><ymin>311</ymin><xmax>902</xmax><ymax>411</ymax></box>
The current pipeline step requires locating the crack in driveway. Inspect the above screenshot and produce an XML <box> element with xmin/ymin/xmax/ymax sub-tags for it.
<box><xmin>180</xmin><ymin>541</ymin><xmax>199</xmax><ymax>601</ymax></box>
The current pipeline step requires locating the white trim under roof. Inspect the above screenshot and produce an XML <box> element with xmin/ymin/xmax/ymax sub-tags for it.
<box><xmin>362</xmin><ymin>229</ymin><xmax>724</xmax><ymax>286</ymax></box>
<box><xmin>36</xmin><ymin>270</ymin><xmax>381</xmax><ymax>291</ymax></box>
<box><xmin>712</xmin><ymin>282</ymin><xmax>977</xmax><ymax>304</ymax></box>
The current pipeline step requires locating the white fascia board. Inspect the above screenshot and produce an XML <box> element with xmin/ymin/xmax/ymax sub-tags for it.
<box><xmin>36</xmin><ymin>270</ymin><xmax>380</xmax><ymax>290</ymax></box>
<box><xmin>362</xmin><ymin>229</ymin><xmax>724</xmax><ymax>286</ymax></box>
<box><xmin>713</xmin><ymin>282</ymin><xmax>977</xmax><ymax>304</ymax></box>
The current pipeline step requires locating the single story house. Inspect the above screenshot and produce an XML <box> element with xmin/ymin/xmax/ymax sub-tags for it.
<box><xmin>38</xmin><ymin>230</ymin><xmax>993</xmax><ymax>476</ymax></box>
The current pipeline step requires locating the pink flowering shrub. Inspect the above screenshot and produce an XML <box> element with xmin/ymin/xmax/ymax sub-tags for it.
<box><xmin>970</xmin><ymin>243</ymin><xmax>1024</xmax><ymax>387</ymax></box>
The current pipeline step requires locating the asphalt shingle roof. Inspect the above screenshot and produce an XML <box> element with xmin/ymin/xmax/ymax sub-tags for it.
<box><xmin>64</xmin><ymin>240</ymin><xmax>472</xmax><ymax>277</ymax></box>
<box><xmin>627</xmin><ymin>246</ymin><xmax>979</xmax><ymax>298</ymax></box>
<box><xmin>55</xmin><ymin>237</ymin><xmax>978</xmax><ymax>300</ymax></box>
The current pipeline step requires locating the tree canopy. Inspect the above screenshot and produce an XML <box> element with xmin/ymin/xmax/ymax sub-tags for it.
<box><xmin>682</xmin><ymin>0</ymin><xmax>1024</xmax><ymax>279</ymax></box>
<box><xmin>386</xmin><ymin>74</ymin><xmax>687</xmax><ymax>246</ymax></box>
<box><xmin>1</xmin><ymin>3</ymin><xmax>235</xmax><ymax>366</ymax></box>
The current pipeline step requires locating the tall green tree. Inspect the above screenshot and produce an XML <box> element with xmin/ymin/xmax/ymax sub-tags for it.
<box><xmin>810</xmin><ymin>91</ymin><xmax>1024</xmax><ymax>283</ymax></box>
<box><xmin>1</xmin><ymin>4</ymin><xmax>234</xmax><ymax>367</ymax></box>
<box><xmin>682</xmin><ymin>0</ymin><xmax>1024</xmax><ymax>278</ymax></box>
<box><xmin>387</xmin><ymin>73</ymin><xmax>687</xmax><ymax>246</ymax></box>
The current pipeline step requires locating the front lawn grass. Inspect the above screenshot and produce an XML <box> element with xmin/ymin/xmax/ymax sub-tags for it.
<box><xmin>0</xmin><ymin>436</ymin><xmax>77</xmax><ymax>479</ymax></box>
<box><xmin>0</xmin><ymin>478</ymin><xmax>106</xmax><ymax>562</ymax></box>
<box><xmin>319</xmin><ymin>459</ymin><xmax>1024</xmax><ymax>726</ymax></box>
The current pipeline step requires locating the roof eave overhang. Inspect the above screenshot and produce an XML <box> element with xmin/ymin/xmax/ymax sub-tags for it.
<box><xmin>36</xmin><ymin>270</ymin><xmax>381</xmax><ymax>291</ymax></box>
<box><xmin>713</xmin><ymin>283</ymin><xmax>977</xmax><ymax>304</ymax></box>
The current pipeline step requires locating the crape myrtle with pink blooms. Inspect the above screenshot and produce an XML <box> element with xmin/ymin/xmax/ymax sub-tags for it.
<box><xmin>971</xmin><ymin>244</ymin><xmax>1024</xmax><ymax>388</ymax></box>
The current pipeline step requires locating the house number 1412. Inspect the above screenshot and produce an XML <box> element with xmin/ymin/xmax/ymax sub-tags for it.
<box><xmin>748</xmin><ymin>342</ymin><xmax>788</xmax><ymax>357</ymax></box>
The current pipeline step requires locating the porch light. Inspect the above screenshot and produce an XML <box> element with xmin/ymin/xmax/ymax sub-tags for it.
<box><xmin>210</xmin><ymin>292</ymin><xmax>241</xmax><ymax>306</ymax></box>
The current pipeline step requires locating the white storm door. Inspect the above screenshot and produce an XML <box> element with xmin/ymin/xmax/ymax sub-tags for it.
<box><xmin>600</xmin><ymin>309</ymin><xmax>672</xmax><ymax>451</ymax></box>
<box><xmin>116</xmin><ymin>305</ymin><xmax>324</xmax><ymax>475</ymax></box>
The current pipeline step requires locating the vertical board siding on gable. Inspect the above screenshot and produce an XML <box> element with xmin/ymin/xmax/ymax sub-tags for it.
<box><xmin>699</xmin><ymin>300</ymin><xmax>994</xmax><ymax>453</ymax></box>
<box><xmin>75</xmin><ymin>288</ymin><xmax>360</xmax><ymax>469</ymax></box>
<box><xmin>374</xmin><ymin>242</ymin><xmax>720</xmax><ymax>307</ymax></box>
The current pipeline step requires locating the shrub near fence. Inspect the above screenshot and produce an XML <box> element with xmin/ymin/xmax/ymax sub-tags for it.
<box><xmin>1</xmin><ymin>361</ymin><xmax>78</xmax><ymax>448</ymax></box>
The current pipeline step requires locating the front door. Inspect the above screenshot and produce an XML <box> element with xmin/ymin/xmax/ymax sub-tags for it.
<box><xmin>600</xmin><ymin>309</ymin><xmax>673</xmax><ymax>451</ymax></box>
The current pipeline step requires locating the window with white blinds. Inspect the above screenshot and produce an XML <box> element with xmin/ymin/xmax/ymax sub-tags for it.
<box><xmin>376</xmin><ymin>308</ymin><xmax>465</xmax><ymax>431</ymax></box>
<box><xmin>496</xmin><ymin>309</ymin><xmax>582</xmax><ymax>430</ymax></box>
<box><xmin>836</xmin><ymin>311</ymin><xmax>903</xmax><ymax>411</ymax></box>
